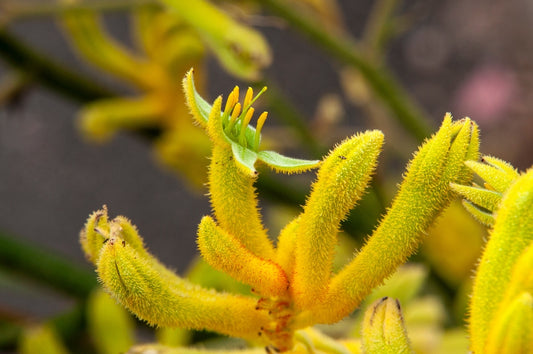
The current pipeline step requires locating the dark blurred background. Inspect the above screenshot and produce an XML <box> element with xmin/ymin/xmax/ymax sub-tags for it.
<box><xmin>1</xmin><ymin>0</ymin><xmax>533</xmax><ymax>322</ymax></box>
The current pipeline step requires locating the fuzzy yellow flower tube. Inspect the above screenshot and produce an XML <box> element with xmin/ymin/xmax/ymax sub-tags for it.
<box><xmin>303</xmin><ymin>115</ymin><xmax>479</xmax><ymax>325</ymax></box>
<box><xmin>485</xmin><ymin>292</ymin><xmax>533</xmax><ymax>354</ymax></box>
<box><xmin>466</xmin><ymin>168</ymin><xmax>533</xmax><ymax>353</ymax></box>
<box><xmin>361</xmin><ymin>297</ymin><xmax>413</xmax><ymax>354</ymax></box>
<box><xmin>80</xmin><ymin>209</ymin><xmax>271</xmax><ymax>342</ymax></box>
<box><xmin>291</xmin><ymin>130</ymin><xmax>384</xmax><ymax>309</ymax></box>
<box><xmin>80</xmin><ymin>70</ymin><xmax>480</xmax><ymax>352</ymax></box>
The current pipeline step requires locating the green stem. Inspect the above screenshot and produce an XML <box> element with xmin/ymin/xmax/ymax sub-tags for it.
<box><xmin>1</xmin><ymin>0</ymin><xmax>156</xmax><ymax>22</ymax></box>
<box><xmin>261</xmin><ymin>0</ymin><xmax>431</xmax><ymax>142</ymax></box>
<box><xmin>0</xmin><ymin>29</ymin><xmax>115</xmax><ymax>102</ymax></box>
<box><xmin>0</xmin><ymin>303</ymin><xmax>87</xmax><ymax>351</ymax></box>
<box><xmin>363</xmin><ymin>0</ymin><xmax>400</xmax><ymax>58</ymax></box>
<box><xmin>0</xmin><ymin>70</ymin><xmax>31</xmax><ymax>104</ymax></box>
<box><xmin>0</xmin><ymin>231</ymin><xmax>97</xmax><ymax>298</ymax></box>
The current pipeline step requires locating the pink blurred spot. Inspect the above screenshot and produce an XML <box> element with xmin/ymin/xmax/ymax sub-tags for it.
<box><xmin>453</xmin><ymin>65</ymin><xmax>516</xmax><ymax>124</ymax></box>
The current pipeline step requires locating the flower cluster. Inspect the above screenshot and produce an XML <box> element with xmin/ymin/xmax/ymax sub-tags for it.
<box><xmin>79</xmin><ymin>69</ymin><xmax>479</xmax><ymax>352</ymax></box>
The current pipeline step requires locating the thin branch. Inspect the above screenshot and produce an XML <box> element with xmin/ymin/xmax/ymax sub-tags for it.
<box><xmin>363</xmin><ymin>0</ymin><xmax>400</xmax><ymax>59</ymax></box>
<box><xmin>0</xmin><ymin>303</ymin><xmax>86</xmax><ymax>351</ymax></box>
<box><xmin>0</xmin><ymin>231</ymin><xmax>97</xmax><ymax>298</ymax></box>
<box><xmin>0</xmin><ymin>0</ymin><xmax>157</xmax><ymax>23</ymax></box>
<box><xmin>0</xmin><ymin>29</ymin><xmax>115</xmax><ymax>102</ymax></box>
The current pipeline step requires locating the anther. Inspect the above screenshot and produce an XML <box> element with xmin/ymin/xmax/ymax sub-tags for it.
<box><xmin>239</xmin><ymin>107</ymin><xmax>254</xmax><ymax>146</ymax></box>
<box><xmin>222</xmin><ymin>90</ymin><xmax>236</xmax><ymax>123</ymax></box>
<box><xmin>232</xmin><ymin>86</ymin><xmax>240</xmax><ymax>102</ymax></box>
<box><xmin>254</xmin><ymin>111</ymin><xmax>268</xmax><ymax>151</ymax></box>
<box><xmin>226</xmin><ymin>103</ymin><xmax>242</xmax><ymax>135</ymax></box>
<box><xmin>243</xmin><ymin>87</ymin><xmax>253</xmax><ymax>109</ymax></box>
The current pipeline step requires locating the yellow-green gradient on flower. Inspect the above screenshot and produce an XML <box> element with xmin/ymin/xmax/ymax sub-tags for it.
<box><xmin>79</xmin><ymin>70</ymin><xmax>480</xmax><ymax>352</ymax></box>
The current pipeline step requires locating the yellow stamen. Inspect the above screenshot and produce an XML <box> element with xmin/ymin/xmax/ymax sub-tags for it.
<box><xmin>226</xmin><ymin>103</ymin><xmax>242</xmax><ymax>135</ymax></box>
<box><xmin>232</xmin><ymin>103</ymin><xmax>242</xmax><ymax>121</ymax></box>
<box><xmin>222</xmin><ymin>91</ymin><xmax>235</xmax><ymax>124</ymax></box>
<box><xmin>254</xmin><ymin>111</ymin><xmax>268</xmax><ymax>150</ymax></box>
<box><xmin>239</xmin><ymin>107</ymin><xmax>254</xmax><ymax>146</ymax></box>
<box><xmin>243</xmin><ymin>87</ymin><xmax>254</xmax><ymax>109</ymax></box>
<box><xmin>232</xmin><ymin>86</ymin><xmax>240</xmax><ymax>103</ymax></box>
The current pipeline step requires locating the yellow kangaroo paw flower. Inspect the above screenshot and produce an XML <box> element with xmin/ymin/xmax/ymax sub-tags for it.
<box><xmin>292</xmin><ymin>131</ymin><xmax>384</xmax><ymax>309</ymax></box>
<box><xmin>80</xmin><ymin>205</ymin><xmax>111</xmax><ymax>264</ymax></box>
<box><xmin>132</xmin><ymin>5</ymin><xmax>203</xmax><ymax>64</ymax></box>
<box><xmin>275</xmin><ymin>217</ymin><xmax>301</xmax><ymax>277</ymax></box>
<box><xmin>131</xmin><ymin>7</ymin><xmax>205</xmax><ymax>84</ymax></box>
<box><xmin>79</xmin><ymin>95</ymin><xmax>167</xmax><ymax>141</ymax></box>
<box><xmin>96</xmin><ymin>235</ymin><xmax>270</xmax><ymax>341</ymax></box>
<box><xmin>449</xmin><ymin>183</ymin><xmax>501</xmax><ymax>213</ymax></box>
<box><xmin>361</xmin><ymin>297</ymin><xmax>413</xmax><ymax>354</ymax></box>
<box><xmin>185</xmin><ymin>256</ymin><xmax>251</xmax><ymax>294</ymax></box>
<box><xmin>87</xmin><ymin>288</ymin><xmax>134</xmax><ymax>354</ymax></box>
<box><xmin>19</xmin><ymin>325</ymin><xmax>69</xmax><ymax>354</ymax></box>
<box><xmin>161</xmin><ymin>0</ymin><xmax>271</xmax><ymax>80</ymax></box>
<box><xmin>182</xmin><ymin>69</ymin><xmax>211</xmax><ymax>129</ymax></box>
<box><xmin>183</xmin><ymin>70</ymin><xmax>320</xmax><ymax>175</ymax></box>
<box><xmin>461</xmin><ymin>200</ymin><xmax>495</xmax><ymax>226</ymax></box>
<box><xmin>469</xmin><ymin>168</ymin><xmax>533</xmax><ymax>353</ymax></box>
<box><xmin>197</xmin><ymin>216</ymin><xmax>289</xmax><ymax>297</ymax></box>
<box><xmin>500</xmin><ymin>242</ymin><xmax>533</xmax><ymax>309</ymax></box>
<box><xmin>81</xmin><ymin>206</ymin><xmax>153</xmax><ymax>265</ymax></box>
<box><xmin>485</xmin><ymin>292</ymin><xmax>533</xmax><ymax>354</ymax></box>
<box><xmin>484</xmin><ymin>245</ymin><xmax>533</xmax><ymax>353</ymax></box>
<box><xmin>454</xmin><ymin>156</ymin><xmax>522</xmax><ymax>226</ymax></box>
<box><xmin>464</xmin><ymin>159</ymin><xmax>517</xmax><ymax>193</ymax></box>
<box><xmin>81</xmin><ymin>207</ymin><xmax>225</xmax><ymax>297</ymax></box>
<box><xmin>208</xmin><ymin>144</ymin><xmax>274</xmax><ymax>259</ymax></box>
<box><xmin>481</xmin><ymin>155</ymin><xmax>520</xmax><ymax>180</ymax></box>
<box><xmin>306</xmin><ymin>115</ymin><xmax>479</xmax><ymax>325</ymax></box>
<box><xmin>60</xmin><ymin>8</ymin><xmax>155</xmax><ymax>88</ymax></box>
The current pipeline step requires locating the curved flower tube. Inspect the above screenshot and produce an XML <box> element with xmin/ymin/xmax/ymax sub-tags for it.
<box><xmin>80</xmin><ymin>70</ymin><xmax>480</xmax><ymax>352</ymax></box>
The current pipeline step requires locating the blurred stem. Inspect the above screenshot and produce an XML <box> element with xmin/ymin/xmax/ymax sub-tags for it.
<box><xmin>0</xmin><ymin>29</ymin><xmax>115</xmax><ymax>102</ymax></box>
<box><xmin>0</xmin><ymin>70</ymin><xmax>31</xmax><ymax>105</ymax></box>
<box><xmin>261</xmin><ymin>0</ymin><xmax>431</xmax><ymax>142</ymax></box>
<box><xmin>363</xmin><ymin>0</ymin><xmax>400</xmax><ymax>59</ymax></box>
<box><xmin>0</xmin><ymin>303</ymin><xmax>87</xmax><ymax>351</ymax></box>
<box><xmin>0</xmin><ymin>0</ymin><xmax>156</xmax><ymax>22</ymax></box>
<box><xmin>0</xmin><ymin>231</ymin><xmax>97</xmax><ymax>298</ymax></box>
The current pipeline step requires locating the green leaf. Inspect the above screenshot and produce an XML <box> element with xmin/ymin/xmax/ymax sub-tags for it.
<box><xmin>184</xmin><ymin>69</ymin><xmax>320</xmax><ymax>176</ymax></box>
<box><xmin>258</xmin><ymin>150</ymin><xmax>321</xmax><ymax>174</ymax></box>
<box><xmin>231</xmin><ymin>142</ymin><xmax>258</xmax><ymax>175</ymax></box>
<box><xmin>183</xmin><ymin>68</ymin><xmax>212</xmax><ymax>126</ymax></box>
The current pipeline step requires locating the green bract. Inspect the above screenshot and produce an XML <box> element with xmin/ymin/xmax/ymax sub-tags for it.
<box><xmin>183</xmin><ymin>69</ymin><xmax>320</xmax><ymax>175</ymax></box>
